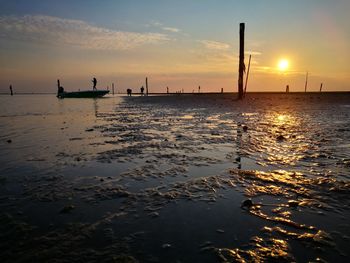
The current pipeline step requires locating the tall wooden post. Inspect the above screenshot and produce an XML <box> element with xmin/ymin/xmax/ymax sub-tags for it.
<box><xmin>320</xmin><ymin>83</ymin><xmax>323</xmax><ymax>92</ymax></box>
<box><xmin>112</xmin><ymin>83</ymin><xmax>115</xmax><ymax>95</ymax></box>
<box><xmin>304</xmin><ymin>71</ymin><xmax>308</xmax><ymax>92</ymax></box>
<box><xmin>146</xmin><ymin>77</ymin><xmax>148</xmax><ymax>96</ymax></box>
<box><xmin>238</xmin><ymin>23</ymin><xmax>245</xmax><ymax>100</ymax></box>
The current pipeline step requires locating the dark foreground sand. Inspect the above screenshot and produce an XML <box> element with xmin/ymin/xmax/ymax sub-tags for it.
<box><xmin>0</xmin><ymin>92</ymin><xmax>350</xmax><ymax>262</ymax></box>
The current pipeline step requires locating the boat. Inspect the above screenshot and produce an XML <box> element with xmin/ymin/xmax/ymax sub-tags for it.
<box><xmin>57</xmin><ymin>89</ymin><xmax>109</xmax><ymax>98</ymax></box>
<box><xmin>56</xmin><ymin>79</ymin><xmax>109</xmax><ymax>98</ymax></box>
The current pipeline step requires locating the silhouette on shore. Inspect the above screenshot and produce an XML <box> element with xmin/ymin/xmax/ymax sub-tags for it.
<box><xmin>92</xmin><ymin>77</ymin><xmax>97</xmax><ymax>90</ymax></box>
<box><xmin>9</xmin><ymin>85</ymin><xmax>13</xmax><ymax>96</ymax></box>
<box><xmin>140</xmin><ymin>86</ymin><xmax>144</xmax><ymax>96</ymax></box>
<box><xmin>127</xmin><ymin>88</ymin><xmax>132</xmax><ymax>96</ymax></box>
<box><xmin>57</xmin><ymin>79</ymin><xmax>64</xmax><ymax>94</ymax></box>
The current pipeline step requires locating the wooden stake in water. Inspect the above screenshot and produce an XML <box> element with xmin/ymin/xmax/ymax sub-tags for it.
<box><xmin>9</xmin><ymin>85</ymin><xmax>13</xmax><ymax>96</ymax></box>
<box><xmin>286</xmin><ymin>85</ymin><xmax>289</xmax><ymax>93</ymax></box>
<box><xmin>112</xmin><ymin>83</ymin><xmax>115</xmax><ymax>95</ymax></box>
<box><xmin>244</xmin><ymin>54</ymin><xmax>251</xmax><ymax>97</ymax></box>
<box><xmin>304</xmin><ymin>71</ymin><xmax>308</xmax><ymax>92</ymax></box>
<box><xmin>238</xmin><ymin>23</ymin><xmax>245</xmax><ymax>100</ymax></box>
<box><xmin>146</xmin><ymin>77</ymin><xmax>148</xmax><ymax>96</ymax></box>
<box><xmin>320</xmin><ymin>83</ymin><xmax>323</xmax><ymax>92</ymax></box>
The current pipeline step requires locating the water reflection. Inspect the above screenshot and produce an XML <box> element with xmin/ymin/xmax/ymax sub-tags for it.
<box><xmin>239</xmin><ymin>111</ymin><xmax>315</xmax><ymax>169</ymax></box>
<box><xmin>277</xmin><ymin>114</ymin><xmax>287</xmax><ymax>122</ymax></box>
<box><xmin>1</xmin><ymin>94</ymin><xmax>350</xmax><ymax>262</ymax></box>
<box><xmin>236</xmin><ymin>123</ymin><xmax>242</xmax><ymax>170</ymax></box>
<box><xmin>215</xmin><ymin>236</ymin><xmax>292</xmax><ymax>262</ymax></box>
<box><xmin>0</xmin><ymin>95</ymin><xmax>120</xmax><ymax>174</ymax></box>
<box><xmin>93</xmin><ymin>98</ymin><xmax>98</xmax><ymax>117</ymax></box>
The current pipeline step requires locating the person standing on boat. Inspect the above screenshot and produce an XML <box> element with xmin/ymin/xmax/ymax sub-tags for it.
<box><xmin>92</xmin><ymin>77</ymin><xmax>97</xmax><ymax>90</ymax></box>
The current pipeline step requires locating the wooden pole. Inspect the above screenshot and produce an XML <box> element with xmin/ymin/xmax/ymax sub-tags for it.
<box><xmin>320</xmin><ymin>83</ymin><xmax>323</xmax><ymax>92</ymax></box>
<box><xmin>304</xmin><ymin>71</ymin><xmax>308</xmax><ymax>92</ymax></box>
<box><xmin>112</xmin><ymin>83</ymin><xmax>115</xmax><ymax>95</ymax></box>
<box><xmin>146</xmin><ymin>77</ymin><xmax>148</xmax><ymax>96</ymax></box>
<box><xmin>238</xmin><ymin>23</ymin><xmax>245</xmax><ymax>100</ymax></box>
<box><xmin>243</xmin><ymin>54</ymin><xmax>251</xmax><ymax>97</ymax></box>
<box><xmin>286</xmin><ymin>85</ymin><xmax>289</xmax><ymax>93</ymax></box>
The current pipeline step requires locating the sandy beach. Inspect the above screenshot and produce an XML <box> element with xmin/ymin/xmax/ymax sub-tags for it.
<box><xmin>0</xmin><ymin>93</ymin><xmax>349</xmax><ymax>262</ymax></box>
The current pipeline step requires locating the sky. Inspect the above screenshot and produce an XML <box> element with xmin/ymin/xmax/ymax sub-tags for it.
<box><xmin>0</xmin><ymin>0</ymin><xmax>349</xmax><ymax>93</ymax></box>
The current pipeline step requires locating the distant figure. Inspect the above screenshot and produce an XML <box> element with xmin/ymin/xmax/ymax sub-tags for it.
<box><xmin>9</xmin><ymin>85</ymin><xmax>13</xmax><ymax>96</ymax></box>
<box><xmin>92</xmin><ymin>77</ymin><xmax>97</xmax><ymax>90</ymax></box>
<box><xmin>198</xmin><ymin>86</ymin><xmax>201</xmax><ymax>93</ymax></box>
<box><xmin>167</xmin><ymin>86</ymin><xmax>169</xmax><ymax>94</ymax></box>
<box><xmin>140</xmin><ymin>86</ymin><xmax>144</xmax><ymax>95</ymax></box>
<box><xmin>127</xmin><ymin>88</ymin><xmax>132</xmax><ymax>96</ymax></box>
<box><xmin>57</xmin><ymin>79</ymin><xmax>64</xmax><ymax>95</ymax></box>
<box><xmin>320</xmin><ymin>83</ymin><xmax>323</xmax><ymax>92</ymax></box>
<box><xmin>221</xmin><ymin>88</ymin><xmax>223</xmax><ymax>93</ymax></box>
<box><xmin>286</xmin><ymin>85</ymin><xmax>289</xmax><ymax>93</ymax></box>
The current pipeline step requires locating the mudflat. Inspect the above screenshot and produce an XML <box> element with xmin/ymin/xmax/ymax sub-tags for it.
<box><xmin>0</xmin><ymin>92</ymin><xmax>349</xmax><ymax>262</ymax></box>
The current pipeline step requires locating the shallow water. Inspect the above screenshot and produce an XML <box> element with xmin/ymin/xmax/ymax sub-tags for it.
<box><xmin>0</xmin><ymin>93</ymin><xmax>350</xmax><ymax>262</ymax></box>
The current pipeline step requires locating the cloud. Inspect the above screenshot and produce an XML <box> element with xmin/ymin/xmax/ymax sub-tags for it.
<box><xmin>198</xmin><ymin>40</ymin><xmax>230</xmax><ymax>50</ymax></box>
<box><xmin>245</xmin><ymin>51</ymin><xmax>262</xmax><ymax>56</ymax></box>
<box><xmin>0</xmin><ymin>15</ymin><xmax>170</xmax><ymax>50</ymax></box>
<box><xmin>162</xmin><ymin>27</ymin><xmax>180</xmax><ymax>33</ymax></box>
<box><xmin>150</xmin><ymin>21</ymin><xmax>163</xmax><ymax>27</ymax></box>
<box><xmin>148</xmin><ymin>20</ymin><xmax>181</xmax><ymax>33</ymax></box>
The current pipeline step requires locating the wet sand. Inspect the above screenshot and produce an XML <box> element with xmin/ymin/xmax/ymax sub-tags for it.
<box><xmin>0</xmin><ymin>93</ymin><xmax>350</xmax><ymax>262</ymax></box>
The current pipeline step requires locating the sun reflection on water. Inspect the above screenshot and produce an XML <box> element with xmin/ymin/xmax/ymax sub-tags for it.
<box><xmin>277</xmin><ymin>114</ymin><xmax>287</xmax><ymax>122</ymax></box>
<box><xmin>239</xmin><ymin>111</ymin><xmax>314</xmax><ymax>167</ymax></box>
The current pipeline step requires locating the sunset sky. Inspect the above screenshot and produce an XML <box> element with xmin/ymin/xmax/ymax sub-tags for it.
<box><xmin>0</xmin><ymin>0</ymin><xmax>349</xmax><ymax>93</ymax></box>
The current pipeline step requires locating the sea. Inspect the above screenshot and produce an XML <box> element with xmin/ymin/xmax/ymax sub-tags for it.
<box><xmin>0</xmin><ymin>92</ymin><xmax>350</xmax><ymax>262</ymax></box>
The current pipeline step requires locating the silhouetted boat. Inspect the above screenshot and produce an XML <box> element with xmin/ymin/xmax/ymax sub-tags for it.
<box><xmin>56</xmin><ymin>79</ymin><xmax>109</xmax><ymax>98</ymax></box>
<box><xmin>57</xmin><ymin>90</ymin><xmax>109</xmax><ymax>98</ymax></box>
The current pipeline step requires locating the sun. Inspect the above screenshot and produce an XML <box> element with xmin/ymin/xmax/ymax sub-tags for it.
<box><xmin>278</xmin><ymin>59</ymin><xmax>289</xmax><ymax>71</ymax></box>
